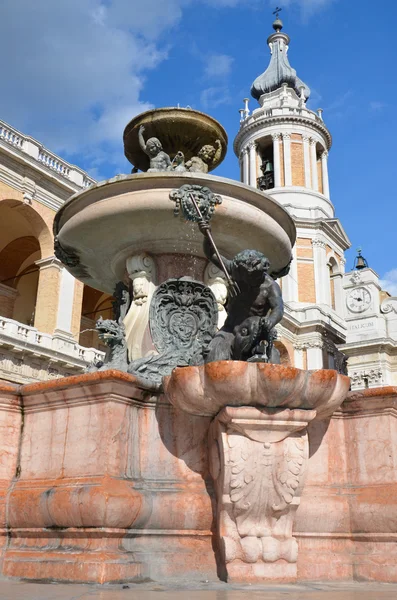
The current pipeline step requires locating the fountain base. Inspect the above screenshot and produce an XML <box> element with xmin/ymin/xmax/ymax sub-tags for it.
<box><xmin>0</xmin><ymin>370</ymin><xmax>397</xmax><ymax>584</ymax></box>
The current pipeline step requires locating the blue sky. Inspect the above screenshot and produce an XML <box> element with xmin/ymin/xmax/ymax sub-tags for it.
<box><xmin>0</xmin><ymin>0</ymin><xmax>396</xmax><ymax>290</ymax></box>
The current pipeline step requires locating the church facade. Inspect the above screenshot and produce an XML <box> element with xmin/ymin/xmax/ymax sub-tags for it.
<box><xmin>0</xmin><ymin>17</ymin><xmax>396</xmax><ymax>389</ymax></box>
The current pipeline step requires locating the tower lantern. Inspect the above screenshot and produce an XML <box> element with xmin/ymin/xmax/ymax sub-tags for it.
<box><xmin>234</xmin><ymin>15</ymin><xmax>332</xmax><ymax>220</ymax></box>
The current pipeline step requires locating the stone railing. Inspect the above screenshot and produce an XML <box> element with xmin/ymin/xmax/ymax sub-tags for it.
<box><xmin>0</xmin><ymin>119</ymin><xmax>96</xmax><ymax>190</ymax></box>
<box><xmin>0</xmin><ymin>316</ymin><xmax>104</xmax><ymax>384</ymax></box>
<box><xmin>38</xmin><ymin>149</ymin><xmax>71</xmax><ymax>177</ymax></box>
<box><xmin>0</xmin><ymin>123</ymin><xmax>24</xmax><ymax>148</ymax></box>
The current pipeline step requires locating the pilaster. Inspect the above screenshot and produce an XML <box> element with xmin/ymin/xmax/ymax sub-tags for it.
<box><xmin>282</xmin><ymin>133</ymin><xmax>292</xmax><ymax>186</ymax></box>
<box><xmin>272</xmin><ymin>134</ymin><xmax>281</xmax><ymax>187</ymax></box>
<box><xmin>34</xmin><ymin>256</ymin><xmax>63</xmax><ymax>334</ymax></box>
<box><xmin>310</xmin><ymin>139</ymin><xmax>318</xmax><ymax>191</ymax></box>
<box><xmin>321</xmin><ymin>150</ymin><xmax>330</xmax><ymax>199</ymax></box>
<box><xmin>302</xmin><ymin>136</ymin><xmax>311</xmax><ymax>188</ymax></box>
<box><xmin>248</xmin><ymin>142</ymin><xmax>257</xmax><ymax>187</ymax></box>
<box><xmin>311</xmin><ymin>238</ymin><xmax>328</xmax><ymax>304</ymax></box>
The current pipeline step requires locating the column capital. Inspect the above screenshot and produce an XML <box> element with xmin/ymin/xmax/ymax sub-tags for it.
<box><xmin>35</xmin><ymin>256</ymin><xmax>63</xmax><ymax>271</ymax></box>
<box><xmin>309</xmin><ymin>137</ymin><xmax>317</xmax><ymax>146</ymax></box>
<box><xmin>271</xmin><ymin>133</ymin><xmax>281</xmax><ymax>141</ymax></box>
<box><xmin>302</xmin><ymin>135</ymin><xmax>311</xmax><ymax>143</ymax></box>
<box><xmin>311</xmin><ymin>238</ymin><xmax>326</xmax><ymax>249</ymax></box>
<box><xmin>281</xmin><ymin>132</ymin><xmax>291</xmax><ymax>141</ymax></box>
<box><xmin>248</xmin><ymin>141</ymin><xmax>257</xmax><ymax>150</ymax></box>
<box><xmin>321</xmin><ymin>150</ymin><xmax>329</xmax><ymax>160</ymax></box>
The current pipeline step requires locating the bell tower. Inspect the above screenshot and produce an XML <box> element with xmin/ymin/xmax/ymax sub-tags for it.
<box><xmin>234</xmin><ymin>13</ymin><xmax>351</xmax><ymax>370</ymax></box>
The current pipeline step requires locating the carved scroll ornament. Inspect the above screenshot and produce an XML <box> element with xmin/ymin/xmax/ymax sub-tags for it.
<box><xmin>209</xmin><ymin>406</ymin><xmax>315</xmax><ymax>579</ymax></box>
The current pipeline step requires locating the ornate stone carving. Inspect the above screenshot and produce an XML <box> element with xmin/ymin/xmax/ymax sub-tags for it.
<box><xmin>311</xmin><ymin>238</ymin><xmax>326</xmax><ymax>249</ymax></box>
<box><xmin>209</xmin><ymin>406</ymin><xmax>315</xmax><ymax>581</ymax></box>
<box><xmin>282</xmin><ymin>133</ymin><xmax>291</xmax><ymax>141</ymax></box>
<box><xmin>351</xmin><ymin>368</ymin><xmax>383</xmax><ymax>389</ymax></box>
<box><xmin>204</xmin><ymin>263</ymin><xmax>228</xmax><ymax>330</ymax></box>
<box><xmin>170</xmin><ymin>184</ymin><xmax>222</xmax><ymax>222</ymax></box>
<box><xmin>150</xmin><ymin>278</ymin><xmax>218</xmax><ymax>357</ymax></box>
<box><xmin>381</xmin><ymin>297</ymin><xmax>397</xmax><ymax>314</ymax></box>
<box><xmin>271</xmin><ymin>133</ymin><xmax>281</xmax><ymax>142</ymax></box>
<box><xmin>124</xmin><ymin>253</ymin><xmax>157</xmax><ymax>360</ymax></box>
<box><xmin>350</xmin><ymin>271</ymin><xmax>362</xmax><ymax>284</ymax></box>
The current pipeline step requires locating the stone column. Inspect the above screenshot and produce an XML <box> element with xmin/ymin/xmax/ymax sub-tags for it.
<box><xmin>55</xmin><ymin>267</ymin><xmax>76</xmax><ymax>334</ymax></box>
<box><xmin>306</xmin><ymin>341</ymin><xmax>324</xmax><ymax>369</ymax></box>
<box><xmin>321</xmin><ymin>150</ymin><xmax>330</xmax><ymax>198</ymax></box>
<box><xmin>293</xmin><ymin>344</ymin><xmax>305</xmax><ymax>370</ymax></box>
<box><xmin>34</xmin><ymin>256</ymin><xmax>63</xmax><ymax>334</ymax></box>
<box><xmin>311</xmin><ymin>238</ymin><xmax>328</xmax><ymax>304</ymax></box>
<box><xmin>282</xmin><ymin>133</ymin><xmax>292</xmax><ymax>186</ymax></box>
<box><xmin>281</xmin><ymin>245</ymin><xmax>298</xmax><ymax>303</ymax></box>
<box><xmin>302</xmin><ymin>135</ymin><xmax>311</xmax><ymax>188</ymax></box>
<box><xmin>272</xmin><ymin>134</ymin><xmax>281</xmax><ymax>187</ymax></box>
<box><xmin>248</xmin><ymin>142</ymin><xmax>257</xmax><ymax>187</ymax></box>
<box><xmin>242</xmin><ymin>146</ymin><xmax>249</xmax><ymax>185</ymax></box>
<box><xmin>310</xmin><ymin>139</ymin><xmax>319</xmax><ymax>191</ymax></box>
<box><xmin>209</xmin><ymin>405</ymin><xmax>316</xmax><ymax>583</ymax></box>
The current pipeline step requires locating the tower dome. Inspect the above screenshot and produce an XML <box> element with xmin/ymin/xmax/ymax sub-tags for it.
<box><xmin>251</xmin><ymin>18</ymin><xmax>310</xmax><ymax>102</ymax></box>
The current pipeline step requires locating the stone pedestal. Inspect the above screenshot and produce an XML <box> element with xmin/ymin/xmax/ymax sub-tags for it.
<box><xmin>209</xmin><ymin>406</ymin><xmax>316</xmax><ymax>583</ymax></box>
<box><xmin>2</xmin><ymin>371</ymin><xmax>216</xmax><ymax>583</ymax></box>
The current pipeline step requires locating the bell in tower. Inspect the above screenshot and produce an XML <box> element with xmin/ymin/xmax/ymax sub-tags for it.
<box><xmin>257</xmin><ymin>157</ymin><xmax>275</xmax><ymax>191</ymax></box>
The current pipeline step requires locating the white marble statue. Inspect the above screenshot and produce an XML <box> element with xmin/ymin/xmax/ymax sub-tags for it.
<box><xmin>124</xmin><ymin>253</ymin><xmax>157</xmax><ymax>360</ymax></box>
<box><xmin>204</xmin><ymin>262</ymin><xmax>228</xmax><ymax>330</ymax></box>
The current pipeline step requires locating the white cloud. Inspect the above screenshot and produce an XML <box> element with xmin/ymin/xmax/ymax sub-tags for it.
<box><xmin>0</xmin><ymin>0</ymin><xmax>183</xmax><ymax>173</ymax></box>
<box><xmin>204</xmin><ymin>54</ymin><xmax>234</xmax><ymax>79</ymax></box>
<box><xmin>0</xmin><ymin>0</ymin><xmax>337</xmax><ymax>176</ymax></box>
<box><xmin>200</xmin><ymin>86</ymin><xmax>231</xmax><ymax>109</ymax></box>
<box><xmin>380</xmin><ymin>270</ymin><xmax>397</xmax><ymax>297</ymax></box>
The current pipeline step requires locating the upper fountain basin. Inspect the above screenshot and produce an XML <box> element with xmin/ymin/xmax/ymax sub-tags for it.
<box><xmin>54</xmin><ymin>172</ymin><xmax>296</xmax><ymax>294</ymax></box>
<box><xmin>123</xmin><ymin>107</ymin><xmax>228</xmax><ymax>172</ymax></box>
<box><xmin>163</xmin><ymin>362</ymin><xmax>350</xmax><ymax>419</ymax></box>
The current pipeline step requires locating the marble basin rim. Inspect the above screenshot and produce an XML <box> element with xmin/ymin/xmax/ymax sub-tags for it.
<box><xmin>163</xmin><ymin>361</ymin><xmax>350</xmax><ymax>420</ymax></box>
<box><xmin>54</xmin><ymin>172</ymin><xmax>296</xmax><ymax>294</ymax></box>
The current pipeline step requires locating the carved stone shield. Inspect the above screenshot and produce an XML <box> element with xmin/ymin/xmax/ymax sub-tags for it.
<box><xmin>149</xmin><ymin>278</ymin><xmax>218</xmax><ymax>355</ymax></box>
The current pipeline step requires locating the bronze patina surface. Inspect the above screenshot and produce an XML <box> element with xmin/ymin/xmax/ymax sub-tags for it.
<box><xmin>123</xmin><ymin>107</ymin><xmax>228</xmax><ymax>172</ymax></box>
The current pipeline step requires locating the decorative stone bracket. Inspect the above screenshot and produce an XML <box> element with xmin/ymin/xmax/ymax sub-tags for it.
<box><xmin>208</xmin><ymin>406</ymin><xmax>316</xmax><ymax>582</ymax></box>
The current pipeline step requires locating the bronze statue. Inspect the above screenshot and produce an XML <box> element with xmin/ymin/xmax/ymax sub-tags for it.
<box><xmin>198</xmin><ymin>220</ymin><xmax>284</xmax><ymax>363</ymax></box>
<box><xmin>138</xmin><ymin>125</ymin><xmax>171</xmax><ymax>172</ymax></box>
<box><xmin>186</xmin><ymin>140</ymin><xmax>222</xmax><ymax>173</ymax></box>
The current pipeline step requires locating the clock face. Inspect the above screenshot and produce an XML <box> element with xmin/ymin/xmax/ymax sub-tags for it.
<box><xmin>346</xmin><ymin>287</ymin><xmax>372</xmax><ymax>313</ymax></box>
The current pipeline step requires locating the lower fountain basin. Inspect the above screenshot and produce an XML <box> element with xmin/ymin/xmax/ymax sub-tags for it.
<box><xmin>163</xmin><ymin>362</ymin><xmax>350</xmax><ymax>420</ymax></box>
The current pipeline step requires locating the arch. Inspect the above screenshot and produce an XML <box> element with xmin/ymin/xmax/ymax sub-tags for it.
<box><xmin>0</xmin><ymin>204</ymin><xmax>43</xmax><ymax>324</ymax></box>
<box><xmin>274</xmin><ymin>340</ymin><xmax>293</xmax><ymax>366</ymax></box>
<box><xmin>0</xmin><ymin>197</ymin><xmax>53</xmax><ymax>258</ymax></box>
<box><xmin>79</xmin><ymin>285</ymin><xmax>113</xmax><ymax>350</ymax></box>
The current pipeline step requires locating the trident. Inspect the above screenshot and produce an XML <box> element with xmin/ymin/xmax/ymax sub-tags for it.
<box><xmin>189</xmin><ymin>193</ymin><xmax>240</xmax><ymax>298</ymax></box>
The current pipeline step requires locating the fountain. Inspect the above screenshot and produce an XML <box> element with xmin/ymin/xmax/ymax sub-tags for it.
<box><xmin>1</xmin><ymin>107</ymin><xmax>349</xmax><ymax>584</ymax></box>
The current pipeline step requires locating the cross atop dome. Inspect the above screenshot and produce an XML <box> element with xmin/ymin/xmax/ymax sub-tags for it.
<box><xmin>250</xmin><ymin>10</ymin><xmax>310</xmax><ymax>102</ymax></box>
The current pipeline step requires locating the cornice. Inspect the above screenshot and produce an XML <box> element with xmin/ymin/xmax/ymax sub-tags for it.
<box><xmin>234</xmin><ymin>113</ymin><xmax>332</xmax><ymax>156</ymax></box>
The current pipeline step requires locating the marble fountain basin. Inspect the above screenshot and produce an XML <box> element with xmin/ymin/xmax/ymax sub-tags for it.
<box><xmin>53</xmin><ymin>172</ymin><xmax>295</xmax><ymax>294</ymax></box>
<box><xmin>163</xmin><ymin>362</ymin><xmax>350</xmax><ymax>422</ymax></box>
